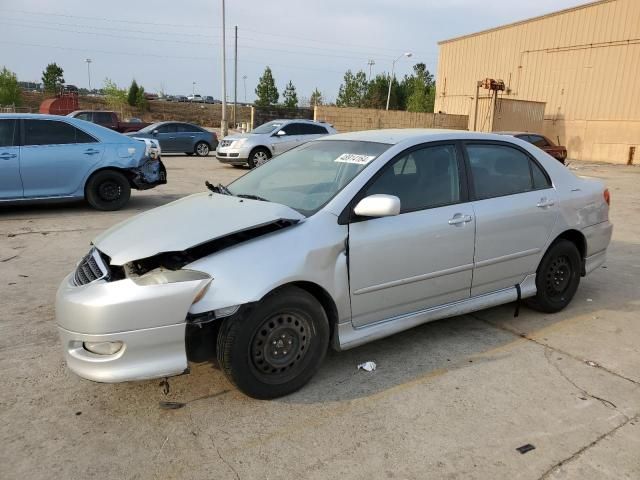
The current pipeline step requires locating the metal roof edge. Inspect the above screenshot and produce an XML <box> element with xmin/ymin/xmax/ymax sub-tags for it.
<box><xmin>437</xmin><ymin>0</ymin><xmax>615</xmax><ymax>45</ymax></box>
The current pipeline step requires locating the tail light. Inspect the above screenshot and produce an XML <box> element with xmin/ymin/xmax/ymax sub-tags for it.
<box><xmin>604</xmin><ymin>189</ymin><xmax>611</xmax><ymax>206</ymax></box>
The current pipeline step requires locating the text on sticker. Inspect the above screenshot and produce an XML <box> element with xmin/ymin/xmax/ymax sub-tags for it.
<box><xmin>335</xmin><ymin>153</ymin><xmax>376</xmax><ymax>165</ymax></box>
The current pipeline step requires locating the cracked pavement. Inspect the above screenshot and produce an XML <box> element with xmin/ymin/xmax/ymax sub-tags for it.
<box><xmin>1</xmin><ymin>157</ymin><xmax>639</xmax><ymax>479</ymax></box>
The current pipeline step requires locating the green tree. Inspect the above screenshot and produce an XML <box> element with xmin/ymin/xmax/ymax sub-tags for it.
<box><xmin>310</xmin><ymin>88</ymin><xmax>323</xmax><ymax>107</ymax></box>
<box><xmin>0</xmin><ymin>66</ymin><xmax>21</xmax><ymax>106</ymax></box>
<box><xmin>41</xmin><ymin>63</ymin><xmax>65</xmax><ymax>93</ymax></box>
<box><xmin>103</xmin><ymin>78</ymin><xmax>127</xmax><ymax>108</ymax></box>
<box><xmin>127</xmin><ymin>79</ymin><xmax>139</xmax><ymax>107</ymax></box>
<box><xmin>336</xmin><ymin>70</ymin><xmax>368</xmax><ymax>107</ymax></box>
<box><xmin>282</xmin><ymin>80</ymin><xmax>298</xmax><ymax>108</ymax></box>
<box><xmin>361</xmin><ymin>73</ymin><xmax>406</xmax><ymax>110</ymax></box>
<box><xmin>254</xmin><ymin>66</ymin><xmax>279</xmax><ymax>106</ymax></box>
<box><xmin>401</xmin><ymin>63</ymin><xmax>435</xmax><ymax>112</ymax></box>
<box><xmin>135</xmin><ymin>84</ymin><xmax>149</xmax><ymax>111</ymax></box>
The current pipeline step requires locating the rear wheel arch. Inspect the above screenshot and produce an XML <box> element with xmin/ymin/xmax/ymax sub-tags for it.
<box><xmin>84</xmin><ymin>167</ymin><xmax>135</xmax><ymax>194</ymax></box>
<box><xmin>549</xmin><ymin>229</ymin><xmax>587</xmax><ymax>275</ymax></box>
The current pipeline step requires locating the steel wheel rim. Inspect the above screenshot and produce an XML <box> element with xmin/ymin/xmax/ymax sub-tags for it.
<box><xmin>545</xmin><ymin>255</ymin><xmax>572</xmax><ymax>299</ymax></box>
<box><xmin>254</xmin><ymin>151</ymin><xmax>269</xmax><ymax>166</ymax></box>
<box><xmin>98</xmin><ymin>181</ymin><xmax>121</xmax><ymax>202</ymax></box>
<box><xmin>250</xmin><ymin>312</ymin><xmax>311</xmax><ymax>383</ymax></box>
<box><xmin>197</xmin><ymin>143</ymin><xmax>209</xmax><ymax>156</ymax></box>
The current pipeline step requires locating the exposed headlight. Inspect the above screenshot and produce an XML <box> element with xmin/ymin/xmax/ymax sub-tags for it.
<box><xmin>83</xmin><ymin>341</ymin><xmax>123</xmax><ymax>355</ymax></box>
<box><xmin>133</xmin><ymin>269</ymin><xmax>212</xmax><ymax>304</ymax></box>
<box><xmin>231</xmin><ymin>138</ymin><xmax>247</xmax><ymax>148</ymax></box>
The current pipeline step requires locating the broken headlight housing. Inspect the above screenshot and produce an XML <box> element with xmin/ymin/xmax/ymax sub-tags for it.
<box><xmin>132</xmin><ymin>269</ymin><xmax>212</xmax><ymax>304</ymax></box>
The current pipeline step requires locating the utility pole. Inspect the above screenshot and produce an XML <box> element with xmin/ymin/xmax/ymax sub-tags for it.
<box><xmin>192</xmin><ymin>81</ymin><xmax>196</xmax><ymax>97</ymax></box>
<box><xmin>243</xmin><ymin>75</ymin><xmax>247</xmax><ymax>103</ymax></box>
<box><xmin>85</xmin><ymin>58</ymin><xmax>92</xmax><ymax>91</ymax></box>
<box><xmin>367</xmin><ymin>59</ymin><xmax>375</xmax><ymax>81</ymax></box>
<box><xmin>233</xmin><ymin>25</ymin><xmax>238</xmax><ymax>128</ymax></box>
<box><xmin>220</xmin><ymin>0</ymin><xmax>228</xmax><ymax>137</ymax></box>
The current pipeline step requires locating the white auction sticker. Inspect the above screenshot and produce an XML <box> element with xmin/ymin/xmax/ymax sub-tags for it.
<box><xmin>335</xmin><ymin>153</ymin><xmax>376</xmax><ymax>165</ymax></box>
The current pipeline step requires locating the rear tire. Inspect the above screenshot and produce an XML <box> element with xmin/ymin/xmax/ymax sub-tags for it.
<box><xmin>247</xmin><ymin>147</ymin><xmax>271</xmax><ymax>168</ymax></box>
<box><xmin>217</xmin><ymin>286</ymin><xmax>329</xmax><ymax>399</ymax></box>
<box><xmin>526</xmin><ymin>239</ymin><xmax>581</xmax><ymax>313</ymax></box>
<box><xmin>195</xmin><ymin>142</ymin><xmax>210</xmax><ymax>157</ymax></box>
<box><xmin>85</xmin><ymin>170</ymin><xmax>131</xmax><ymax>211</ymax></box>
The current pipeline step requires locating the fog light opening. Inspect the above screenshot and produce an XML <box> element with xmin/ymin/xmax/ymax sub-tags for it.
<box><xmin>83</xmin><ymin>341</ymin><xmax>123</xmax><ymax>355</ymax></box>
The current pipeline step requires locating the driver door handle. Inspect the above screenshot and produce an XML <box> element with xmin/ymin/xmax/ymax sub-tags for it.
<box><xmin>0</xmin><ymin>153</ymin><xmax>17</xmax><ymax>160</ymax></box>
<box><xmin>448</xmin><ymin>214</ymin><xmax>473</xmax><ymax>225</ymax></box>
<box><xmin>536</xmin><ymin>198</ymin><xmax>555</xmax><ymax>208</ymax></box>
<box><xmin>83</xmin><ymin>149</ymin><xmax>100</xmax><ymax>156</ymax></box>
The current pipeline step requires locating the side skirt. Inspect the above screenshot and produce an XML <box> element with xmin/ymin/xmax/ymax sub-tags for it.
<box><xmin>335</xmin><ymin>274</ymin><xmax>537</xmax><ymax>351</ymax></box>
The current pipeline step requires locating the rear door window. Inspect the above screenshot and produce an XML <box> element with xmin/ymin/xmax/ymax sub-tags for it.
<box><xmin>466</xmin><ymin>143</ymin><xmax>551</xmax><ymax>200</ymax></box>
<box><xmin>176</xmin><ymin>123</ymin><xmax>202</xmax><ymax>133</ymax></box>
<box><xmin>93</xmin><ymin>112</ymin><xmax>113</xmax><ymax>124</ymax></box>
<box><xmin>0</xmin><ymin>119</ymin><xmax>18</xmax><ymax>147</ymax></box>
<box><xmin>23</xmin><ymin>120</ymin><xmax>96</xmax><ymax>146</ymax></box>
<box><xmin>529</xmin><ymin>135</ymin><xmax>552</xmax><ymax>148</ymax></box>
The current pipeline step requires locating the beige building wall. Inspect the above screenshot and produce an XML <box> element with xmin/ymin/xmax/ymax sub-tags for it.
<box><xmin>434</xmin><ymin>0</ymin><xmax>640</xmax><ymax>164</ymax></box>
<box><xmin>314</xmin><ymin>106</ymin><xmax>467</xmax><ymax>133</ymax></box>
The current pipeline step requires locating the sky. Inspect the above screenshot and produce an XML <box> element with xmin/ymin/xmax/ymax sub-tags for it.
<box><xmin>1</xmin><ymin>0</ymin><xmax>590</xmax><ymax>103</ymax></box>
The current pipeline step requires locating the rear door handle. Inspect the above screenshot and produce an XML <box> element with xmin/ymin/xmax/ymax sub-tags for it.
<box><xmin>0</xmin><ymin>153</ymin><xmax>17</xmax><ymax>160</ymax></box>
<box><xmin>83</xmin><ymin>149</ymin><xmax>100</xmax><ymax>156</ymax></box>
<box><xmin>448</xmin><ymin>214</ymin><xmax>473</xmax><ymax>225</ymax></box>
<box><xmin>536</xmin><ymin>198</ymin><xmax>555</xmax><ymax>208</ymax></box>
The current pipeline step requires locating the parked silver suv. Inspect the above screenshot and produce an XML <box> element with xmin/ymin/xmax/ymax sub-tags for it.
<box><xmin>216</xmin><ymin>119</ymin><xmax>337</xmax><ymax>168</ymax></box>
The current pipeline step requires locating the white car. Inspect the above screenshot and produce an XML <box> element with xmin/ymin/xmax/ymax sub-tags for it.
<box><xmin>216</xmin><ymin>119</ymin><xmax>337</xmax><ymax>168</ymax></box>
<box><xmin>56</xmin><ymin>129</ymin><xmax>612</xmax><ymax>398</ymax></box>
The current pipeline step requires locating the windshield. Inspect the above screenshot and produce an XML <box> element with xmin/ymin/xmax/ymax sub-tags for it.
<box><xmin>252</xmin><ymin>121</ymin><xmax>283</xmax><ymax>134</ymax></box>
<box><xmin>138</xmin><ymin>122</ymin><xmax>162</xmax><ymax>133</ymax></box>
<box><xmin>227</xmin><ymin>140</ymin><xmax>391</xmax><ymax>216</ymax></box>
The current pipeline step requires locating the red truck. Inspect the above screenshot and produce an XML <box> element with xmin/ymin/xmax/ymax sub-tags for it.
<box><xmin>67</xmin><ymin>110</ymin><xmax>151</xmax><ymax>133</ymax></box>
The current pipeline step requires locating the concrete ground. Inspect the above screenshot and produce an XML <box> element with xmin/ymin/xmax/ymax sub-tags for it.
<box><xmin>1</xmin><ymin>156</ymin><xmax>638</xmax><ymax>480</ymax></box>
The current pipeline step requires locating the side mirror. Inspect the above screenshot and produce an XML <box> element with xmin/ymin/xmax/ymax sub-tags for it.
<box><xmin>353</xmin><ymin>194</ymin><xmax>401</xmax><ymax>218</ymax></box>
<box><xmin>152</xmin><ymin>130</ymin><xmax>159</xmax><ymax>136</ymax></box>
<box><xmin>275</xmin><ymin>130</ymin><xmax>286</xmax><ymax>136</ymax></box>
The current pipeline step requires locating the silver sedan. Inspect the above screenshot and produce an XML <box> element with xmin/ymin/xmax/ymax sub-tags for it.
<box><xmin>56</xmin><ymin>129</ymin><xmax>612</xmax><ymax>398</ymax></box>
<box><xmin>216</xmin><ymin>119</ymin><xmax>337</xmax><ymax>168</ymax></box>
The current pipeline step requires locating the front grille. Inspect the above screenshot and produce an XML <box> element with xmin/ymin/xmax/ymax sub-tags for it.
<box><xmin>73</xmin><ymin>248</ymin><xmax>110</xmax><ymax>286</ymax></box>
<box><xmin>220</xmin><ymin>140</ymin><xmax>233</xmax><ymax>147</ymax></box>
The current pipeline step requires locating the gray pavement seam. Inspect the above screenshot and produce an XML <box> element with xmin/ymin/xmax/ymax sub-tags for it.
<box><xmin>469</xmin><ymin>313</ymin><xmax>640</xmax><ymax>388</ymax></box>
<box><xmin>537</xmin><ymin>414</ymin><xmax>639</xmax><ymax>480</ymax></box>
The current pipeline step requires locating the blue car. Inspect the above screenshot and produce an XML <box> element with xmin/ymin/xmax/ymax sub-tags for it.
<box><xmin>0</xmin><ymin>114</ymin><xmax>166</xmax><ymax>210</ymax></box>
<box><xmin>126</xmin><ymin>121</ymin><xmax>218</xmax><ymax>157</ymax></box>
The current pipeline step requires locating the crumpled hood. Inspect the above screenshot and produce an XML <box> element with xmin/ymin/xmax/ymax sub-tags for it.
<box><xmin>93</xmin><ymin>193</ymin><xmax>304</xmax><ymax>265</ymax></box>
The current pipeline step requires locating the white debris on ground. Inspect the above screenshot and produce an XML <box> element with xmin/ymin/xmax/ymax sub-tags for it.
<box><xmin>357</xmin><ymin>361</ymin><xmax>377</xmax><ymax>372</ymax></box>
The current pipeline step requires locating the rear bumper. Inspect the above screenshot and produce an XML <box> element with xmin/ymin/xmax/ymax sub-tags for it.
<box><xmin>130</xmin><ymin>159</ymin><xmax>167</xmax><ymax>190</ymax></box>
<box><xmin>582</xmin><ymin>220</ymin><xmax>613</xmax><ymax>275</ymax></box>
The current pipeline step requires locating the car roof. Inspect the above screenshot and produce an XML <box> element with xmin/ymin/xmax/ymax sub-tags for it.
<box><xmin>494</xmin><ymin>131</ymin><xmax>531</xmax><ymax>136</ymax></box>
<box><xmin>317</xmin><ymin>128</ymin><xmax>524</xmax><ymax>145</ymax></box>
<box><xmin>268</xmin><ymin>119</ymin><xmax>329</xmax><ymax>125</ymax></box>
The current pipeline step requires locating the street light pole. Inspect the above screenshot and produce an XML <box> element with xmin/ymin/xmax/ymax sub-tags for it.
<box><xmin>220</xmin><ymin>0</ymin><xmax>228</xmax><ymax>137</ymax></box>
<box><xmin>233</xmin><ymin>25</ymin><xmax>238</xmax><ymax>128</ymax></box>
<box><xmin>243</xmin><ymin>75</ymin><xmax>247</xmax><ymax>103</ymax></box>
<box><xmin>85</xmin><ymin>58</ymin><xmax>92</xmax><ymax>91</ymax></box>
<box><xmin>385</xmin><ymin>52</ymin><xmax>412</xmax><ymax>111</ymax></box>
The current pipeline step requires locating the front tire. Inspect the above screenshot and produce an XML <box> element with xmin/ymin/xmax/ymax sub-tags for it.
<box><xmin>195</xmin><ymin>142</ymin><xmax>210</xmax><ymax>157</ymax></box>
<box><xmin>247</xmin><ymin>147</ymin><xmax>271</xmax><ymax>168</ymax></box>
<box><xmin>217</xmin><ymin>286</ymin><xmax>329</xmax><ymax>399</ymax></box>
<box><xmin>85</xmin><ymin>170</ymin><xmax>131</xmax><ymax>211</ymax></box>
<box><xmin>526</xmin><ymin>239</ymin><xmax>581</xmax><ymax>313</ymax></box>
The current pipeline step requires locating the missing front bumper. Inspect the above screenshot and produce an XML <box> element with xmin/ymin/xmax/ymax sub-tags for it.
<box><xmin>130</xmin><ymin>159</ymin><xmax>167</xmax><ymax>190</ymax></box>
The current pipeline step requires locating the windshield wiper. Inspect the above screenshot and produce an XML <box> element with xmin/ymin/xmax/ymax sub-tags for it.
<box><xmin>236</xmin><ymin>193</ymin><xmax>269</xmax><ymax>202</ymax></box>
<box><xmin>205</xmin><ymin>181</ymin><xmax>231</xmax><ymax>195</ymax></box>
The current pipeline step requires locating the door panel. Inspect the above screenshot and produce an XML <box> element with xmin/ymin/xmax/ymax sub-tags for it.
<box><xmin>348</xmin><ymin>143</ymin><xmax>474</xmax><ymax>327</ymax></box>
<box><xmin>0</xmin><ymin>119</ymin><xmax>22</xmax><ymax>199</ymax></box>
<box><xmin>471</xmin><ymin>189</ymin><xmax>558</xmax><ymax>295</ymax></box>
<box><xmin>271</xmin><ymin>123</ymin><xmax>302</xmax><ymax>155</ymax></box>
<box><xmin>464</xmin><ymin>142</ymin><xmax>559</xmax><ymax>296</ymax></box>
<box><xmin>349</xmin><ymin>205</ymin><xmax>475</xmax><ymax>326</ymax></box>
<box><xmin>20</xmin><ymin>119</ymin><xmax>104</xmax><ymax>198</ymax></box>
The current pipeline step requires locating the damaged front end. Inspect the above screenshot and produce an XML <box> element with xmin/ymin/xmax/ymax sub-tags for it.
<box><xmin>56</xmin><ymin>194</ymin><xmax>304</xmax><ymax>383</ymax></box>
